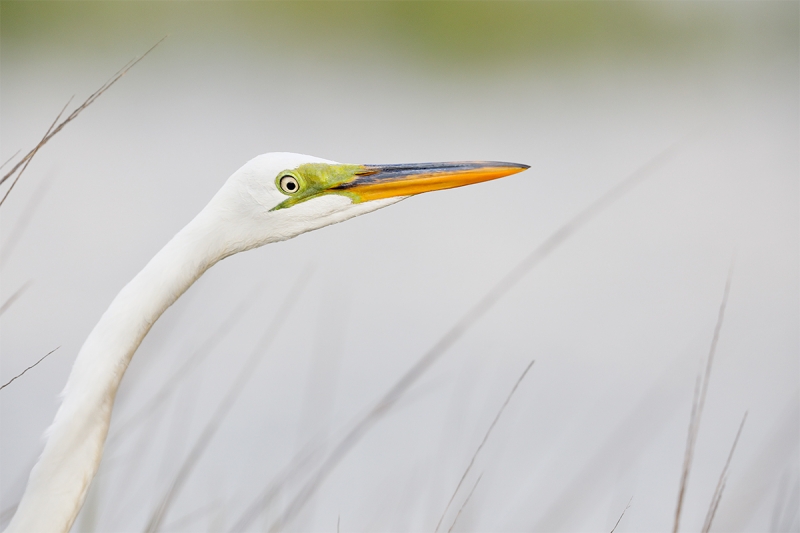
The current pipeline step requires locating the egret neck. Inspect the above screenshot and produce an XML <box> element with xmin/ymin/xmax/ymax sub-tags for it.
<box><xmin>7</xmin><ymin>153</ymin><xmax>528</xmax><ymax>532</ymax></box>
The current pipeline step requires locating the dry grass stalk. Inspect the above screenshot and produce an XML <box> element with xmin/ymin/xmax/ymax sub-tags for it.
<box><xmin>435</xmin><ymin>359</ymin><xmax>535</xmax><ymax>532</ymax></box>
<box><xmin>0</xmin><ymin>37</ymin><xmax>166</xmax><ymax>207</ymax></box>
<box><xmin>0</xmin><ymin>151</ymin><xmax>21</xmax><ymax>171</ymax></box>
<box><xmin>610</xmin><ymin>497</ymin><xmax>632</xmax><ymax>533</ymax></box>
<box><xmin>447</xmin><ymin>473</ymin><xmax>482</xmax><ymax>533</ymax></box>
<box><xmin>0</xmin><ymin>98</ymin><xmax>71</xmax><ymax>209</ymax></box>
<box><xmin>0</xmin><ymin>281</ymin><xmax>33</xmax><ymax>318</ymax></box>
<box><xmin>144</xmin><ymin>268</ymin><xmax>313</xmax><ymax>533</ymax></box>
<box><xmin>701</xmin><ymin>411</ymin><xmax>747</xmax><ymax>533</ymax></box>
<box><xmin>672</xmin><ymin>259</ymin><xmax>735</xmax><ymax>533</ymax></box>
<box><xmin>0</xmin><ymin>347</ymin><xmax>60</xmax><ymax>392</ymax></box>
<box><xmin>263</xmin><ymin>140</ymin><xmax>684</xmax><ymax>532</ymax></box>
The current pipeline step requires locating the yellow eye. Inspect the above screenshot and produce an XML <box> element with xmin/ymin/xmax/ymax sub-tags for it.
<box><xmin>278</xmin><ymin>174</ymin><xmax>300</xmax><ymax>194</ymax></box>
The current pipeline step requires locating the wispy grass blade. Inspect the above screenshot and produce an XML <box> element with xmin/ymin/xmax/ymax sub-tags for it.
<box><xmin>0</xmin><ymin>151</ymin><xmax>21</xmax><ymax>172</ymax></box>
<box><xmin>144</xmin><ymin>267</ymin><xmax>313</xmax><ymax>533</ymax></box>
<box><xmin>673</xmin><ymin>258</ymin><xmax>735</xmax><ymax>533</ymax></box>
<box><xmin>435</xmin><ymin>359</ymin><xmax>535</xmax><ymax>532</ymax></box>
<box><xmin>0</xmin><ymin>281</ymin><xmax>33</xmax><ymax>318</ymax></box>
<box><xmin>267</xmin><ymin>140</ymin><xmax>684</xmax><ymax>532</ymax></box>
<box><xmin>701</xmin><ymin>411</ymin><xmax>747</xmax><ymax>533</ymax></box>
<box><xmin>0</xmin><ymin>37</ymin><xmax>166</xmax><ymax>206</ymax></box>
<box><xmin>610</xmin><ymin>497</ymin><xmax>632</xmax><ymax>533</ymax></box>
<box><xmin>447</xmin><ymin>473</ymin><xmax>482</xmax><ymax>533</ymax></box>
<box><xmin>711</xmin><ymin>396</ymin><xmax>798</xmax><ymax>530</ymax></box>
<box><xmin>0</xmin><ymin>347</ymin><xmax>60</xmax><ymax>392</ymax></box>
<box><xmin>0</xmin><ymin>98</ymin><xmax>71</xmax><ymax>209</ymax></box>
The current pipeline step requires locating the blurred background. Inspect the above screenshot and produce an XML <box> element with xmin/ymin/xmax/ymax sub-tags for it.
<box><xmin>1</xmin><ymin>2</ymin><xmax>797</xmax><ymax>532</ymax></box>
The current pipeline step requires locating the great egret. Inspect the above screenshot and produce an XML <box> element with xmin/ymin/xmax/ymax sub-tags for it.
<box><xmin>5</xmin><ymin>152</ymin><xmax>528</xmax><ymax>532</ymax></box>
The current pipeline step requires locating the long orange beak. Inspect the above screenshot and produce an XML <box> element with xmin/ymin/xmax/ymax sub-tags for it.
<box><xmin>333</xmin><ymin>161</ymin><xmax>529</xmax><ymax>202</ymax></box>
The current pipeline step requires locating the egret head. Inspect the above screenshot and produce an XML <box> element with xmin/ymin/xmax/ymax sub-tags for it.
<box><xmin>211</xmin><ymin>152</ymin><xmax>528</xmax><ymax>252</ymax></box>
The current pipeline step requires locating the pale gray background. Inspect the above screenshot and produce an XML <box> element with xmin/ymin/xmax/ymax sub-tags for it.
<box><xmin>1</xmin><ymin>3</ymin><xmax>798</xmax><ymax>532</ymax></box>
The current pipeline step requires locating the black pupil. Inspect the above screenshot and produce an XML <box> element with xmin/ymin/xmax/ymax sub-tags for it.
<box><xmin>284</xmin><ymin>179</ymin><xmax>296</xmax><ymax>191</ymax></box>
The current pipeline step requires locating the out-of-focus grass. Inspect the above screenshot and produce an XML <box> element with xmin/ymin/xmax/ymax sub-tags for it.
<box><xmin>2</xmin><ymin>1</ymin><xmax>788</xmax><ymax>71</ymax></box>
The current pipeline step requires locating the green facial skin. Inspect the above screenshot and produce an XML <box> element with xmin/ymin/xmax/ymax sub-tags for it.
<box><xmin>271</xmin><ymin>163</ymin><xmax>363</xmax><ymax>211</ymax></box>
